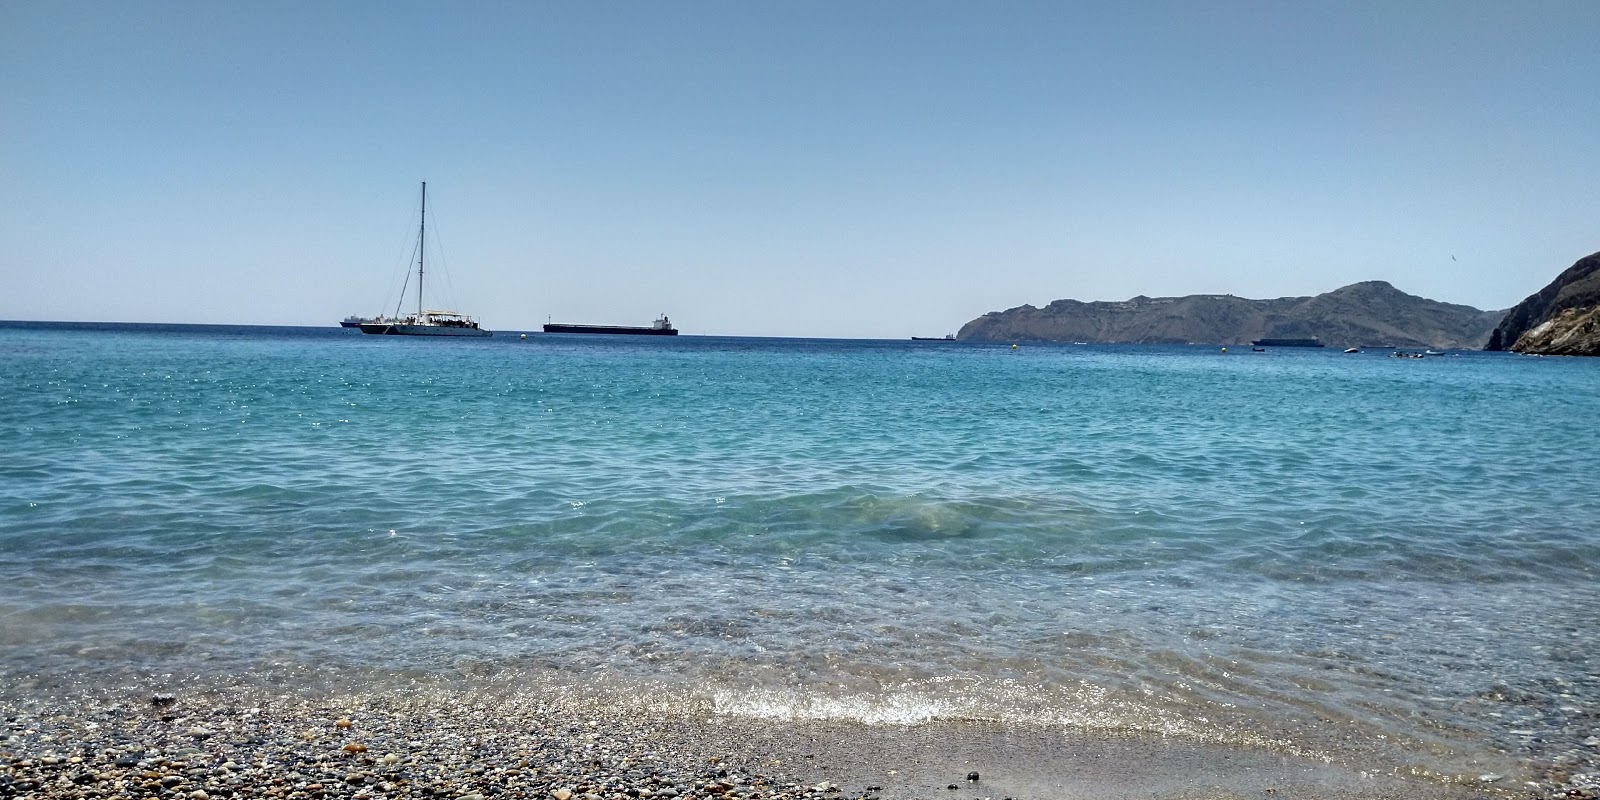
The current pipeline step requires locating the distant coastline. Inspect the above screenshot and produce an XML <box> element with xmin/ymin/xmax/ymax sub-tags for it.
<box><xmin>956</xmin><ymin>281</ymin><xmax>1506</xmax><ymax>350</ymax></box>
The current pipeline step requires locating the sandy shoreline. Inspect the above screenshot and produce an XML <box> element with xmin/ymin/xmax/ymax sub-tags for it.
<box><xmin>0</xmin><ymin>682</ymin><xmax>1533</xmax><ymax>800</ymax></box>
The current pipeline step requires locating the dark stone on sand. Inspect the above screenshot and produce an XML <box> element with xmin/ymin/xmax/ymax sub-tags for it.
<box><xmin>151</xmin><ymin>694</ymin><xmax>177</xmax><ymax>706</ymax></box>
<box><xmin>966</xmin><ymin>771</ymin><xmax>980</xmax><ymax>781</ymax></box>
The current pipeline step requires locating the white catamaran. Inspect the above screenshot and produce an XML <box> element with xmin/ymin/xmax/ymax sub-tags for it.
<box><xmin>359</xmin><ymin>182</ymin><xmax>491</xmax><ymax>337</ymax></box>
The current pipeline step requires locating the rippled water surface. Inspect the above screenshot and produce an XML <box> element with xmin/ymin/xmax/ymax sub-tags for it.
<box><xmin>3</xmin><ymin>323</ymin><xmax>1597</xmax><ymax>783</ymax></box>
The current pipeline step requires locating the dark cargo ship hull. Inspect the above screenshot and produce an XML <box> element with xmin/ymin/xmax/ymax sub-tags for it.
<box><xmin>1250</xmin><ymin>338</ymin><xmax>1324</xmax><ymax>347</ymax></box>
<box><xmin>543</xmin><ymin>324</ymin><xmax>678</xmax><ymax>336</ymax></box>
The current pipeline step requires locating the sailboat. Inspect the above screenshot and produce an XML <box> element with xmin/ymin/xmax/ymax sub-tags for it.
<box><xmin>359</xmin><ymin>182</ymin><xmax>491</xmax><ymax>337</ymax></box>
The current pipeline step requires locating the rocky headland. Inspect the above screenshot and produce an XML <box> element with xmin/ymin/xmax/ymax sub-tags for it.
<box><xmin>957</xmin><ymin>281</ymin><xmax>1505</xmax><ymax>349</ymax></box>
<box><xmin>1486</xmin><ymin>251</ymin><xmax>1600</xmax><ymax>356</ymax></box>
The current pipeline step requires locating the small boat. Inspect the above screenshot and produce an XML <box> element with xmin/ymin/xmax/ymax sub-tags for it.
<box><xmin>360</xmin><ymin>182</ymin><xmax>491</xmax><ymax>338</ymax></box>
<box><xmin>543</xmin><ymin>314</ymin><xmax>678</xmax><ymax>336</ymax></box>
<box><xmin>911</xmin><ymin>334</ymin><xmax>956</xmax><ymax>341</ymax></box>
<box><xmin>1251</xmin><ymin>347</ymin><xmax>1266</xmax><ymax>352</ymax></box>
<box><xmin>1344</xmin><ymin>347</ymin><xmax>1360</xmax><ymax>353</ymax></box>
<box><xmin>1424</xmin><ymin>350</ymin><xmax>1445</xmax><ymax>356</ymax></box>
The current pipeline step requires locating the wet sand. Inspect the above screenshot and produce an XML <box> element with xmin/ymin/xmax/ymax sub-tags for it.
<box><xmin>710</xmin><ymin>718</ymin><xmax>1507</xmax><ymax>800</ymax></box>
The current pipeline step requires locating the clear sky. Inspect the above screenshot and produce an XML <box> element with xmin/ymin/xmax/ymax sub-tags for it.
<box><xmin>3</xmin><ymin>1</ymin><xmax>1597</xmax><ymax>337</ymax></box>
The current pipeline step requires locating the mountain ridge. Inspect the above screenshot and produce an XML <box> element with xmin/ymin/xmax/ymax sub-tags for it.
<box><xmin>957</xmin><ymin>281</ymin><xmax>1505</xmax><ymax>349</ymax></box>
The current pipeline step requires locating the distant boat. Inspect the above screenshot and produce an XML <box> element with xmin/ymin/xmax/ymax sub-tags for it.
<box><xmin>1344</xmin><ymin>347</ymin><xmax>1360</xmax><ymax>353</ymax></box>
<box><xmin>360</xmin><ymin>182</ymin><xmax>491</xmax><ymax>338</ymax></box>
<box><xmin>1424</xmin><ymin>350</ymin><xmax>1445</xmax><ymax>356</ymax></box>
<box><xmin>1251</xmin><ymin>338</ymin><xmax>1324</xmax><ymax>347</ymax></box>
<box><xmin>911</xmin><ymin>334</ymin><xmax>956</xmax><ymax>341</ymax></box>
<box><xmin>544</xmin><ymin>314</ymin><xmax>678</xmax><ymax>336</ymax></box>
<box><xmin>341</xmin><ymin>315</ymin><xmax>378</xmax><ymax>328</ymax></box>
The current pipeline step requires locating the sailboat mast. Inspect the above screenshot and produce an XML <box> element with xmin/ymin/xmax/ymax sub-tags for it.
<box><xmin>418</xmin><ymin>181</ymin><xmax>426</xmax><ymax>317</ymax></box>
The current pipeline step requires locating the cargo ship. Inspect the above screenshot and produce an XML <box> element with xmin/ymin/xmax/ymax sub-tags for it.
<box><xmin>543</xmin><ymin>314</ymin><xmax>678</xmax><ymax>336</ymax></box>
<box><xmin>1250</xmin><ymin>338</ymin><xmax>1324</xmax><ymax>347</ymax></box>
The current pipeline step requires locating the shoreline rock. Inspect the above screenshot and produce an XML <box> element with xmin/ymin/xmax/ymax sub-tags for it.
<box><xmin>1487</xmin><ymin>250</ymin><xmax>1600</xmax><ymax>355</ymax></box>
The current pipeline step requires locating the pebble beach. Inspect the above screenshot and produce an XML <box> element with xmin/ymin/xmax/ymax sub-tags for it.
<box><xmin>7</xmin><ymin>676</ymin><xmax>1590</xmax><ymax>800</ymax></box>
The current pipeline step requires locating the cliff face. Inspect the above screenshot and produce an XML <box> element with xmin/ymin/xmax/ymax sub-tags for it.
<box><xmin>1511</xmin><ymin>306</ymin><xmax>1600</xmax><ymax>355</ymax></box>
<box><xmin>958</xmin><ymin>281</ymin><xmax>1505</xmax><ymax>349</ymax></box>
<box><xmin>1486</xmin><ymin>251</ymin><xmax>1600</xmax><ymax>355</ymax></box>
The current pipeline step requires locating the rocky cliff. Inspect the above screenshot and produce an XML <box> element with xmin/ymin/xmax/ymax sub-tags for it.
<box><xmin>1485</xmin><ymin>251</ymin><xmax>1600</xmax><ymax>355</ymax></box>
<box><xmin>957</xmin><ymin>281</ymin><xmax>1505</xmax><ymax>349</ymax></box>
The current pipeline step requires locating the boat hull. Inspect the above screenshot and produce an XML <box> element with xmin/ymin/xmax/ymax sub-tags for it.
<box><xmin>1250</xmin><ymin>338</ymin><xmax>1325</xmax><ymax>347</ymax></box>
<box><xmin>339</xmin><ymin>320</ymin><xmax>363</xmax><ymax>328</ymax></box>
<box><xmin>543</xmin><ymin>324</ymin><xmax>677</xmax><ymax>336</ymax></box>
<box><xmin>360</xmin><ymin>323</ymin><xmax>491</xmax><ymax>337</ymax></box>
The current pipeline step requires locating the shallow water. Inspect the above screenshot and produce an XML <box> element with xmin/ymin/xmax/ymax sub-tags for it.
<box><xmin>2</xmin><ymin>323</ymin><xmax>1597</xmax><ymax>784</ymax></box>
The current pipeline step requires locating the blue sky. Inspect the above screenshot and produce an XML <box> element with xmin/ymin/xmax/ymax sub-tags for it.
<box><xmin>3</xmin><ymin>1</ymin><xmax>1597</xmax><ymax>337</ymax></box>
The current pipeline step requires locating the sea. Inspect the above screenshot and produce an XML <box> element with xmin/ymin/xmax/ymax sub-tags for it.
<box><xmin>2</xmin><ymin>322</ymin><xmax>1597</xmax><ymax>786</ymax></box>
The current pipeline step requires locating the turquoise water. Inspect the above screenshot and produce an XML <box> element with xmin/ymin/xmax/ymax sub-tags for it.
<box><xmin>3</xmin><ymin>323</ymin><xmax>1598</xmax><ymax>782</ymax></box>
